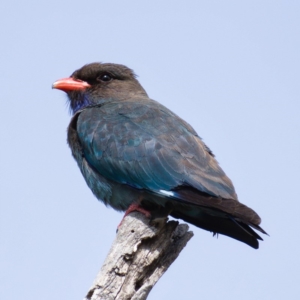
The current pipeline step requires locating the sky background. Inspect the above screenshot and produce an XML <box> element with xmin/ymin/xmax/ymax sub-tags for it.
<box><xmin>1</xmin><ymin>1</ymin><xmax>300</xmax><ymax>299</ymax></box>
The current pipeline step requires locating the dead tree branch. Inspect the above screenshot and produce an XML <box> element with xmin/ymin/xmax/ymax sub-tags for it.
<box><xmin>84</xmin><ymin>212</ymin><xmax>193</xmax><ymax>300</ymax></box>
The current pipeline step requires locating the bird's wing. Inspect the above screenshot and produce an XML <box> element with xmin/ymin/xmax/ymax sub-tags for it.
<box><xmin>76</xmin><ymin>99</ymin><xmax>238</xmax><ymax>200</ymax></box>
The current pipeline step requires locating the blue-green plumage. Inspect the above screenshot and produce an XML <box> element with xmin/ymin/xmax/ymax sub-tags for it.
<box><xmin>54</xmin><ymin>62</ymin><xmax>267</xmax><ymax>248</ymax></box>
<box><xmin>76</xmin><ymin>99</ymin><xmax>237</xmax><ymax>199</ymax></box>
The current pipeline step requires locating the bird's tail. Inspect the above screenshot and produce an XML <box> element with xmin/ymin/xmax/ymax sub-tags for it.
<box><xmin>171</xmin><ymin>208</ymin><xmax>266</xmax><ymax>249</ymax></box>
<box><xmin>166</xmin><ymin>187</ymin><xmax>267</xmax><ymax>249</ymax></box>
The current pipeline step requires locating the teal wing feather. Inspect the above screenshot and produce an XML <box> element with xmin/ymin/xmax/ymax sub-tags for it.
<box><xmin>76</xmin><ymin>99</ymin><xmax>237</xmax><ymax>200</ymax></box>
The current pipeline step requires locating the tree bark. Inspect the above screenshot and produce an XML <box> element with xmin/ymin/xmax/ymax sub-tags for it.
<box><xmin>84</xmin><ymin>212</ymin><xmax>194</xmax><ymax>300</ymax></box>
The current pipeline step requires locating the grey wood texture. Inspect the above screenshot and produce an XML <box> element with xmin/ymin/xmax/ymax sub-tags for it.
<box><xmin>84</xmin><ymin>212</ymin><xmax>193</xmax><ymax>300</ymax></box>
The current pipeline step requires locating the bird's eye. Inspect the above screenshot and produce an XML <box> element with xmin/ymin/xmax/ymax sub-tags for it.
<box><xmin>98</xmin><ymin>74</ymin><xmax>112</xmax><ymax>82</ymax></box>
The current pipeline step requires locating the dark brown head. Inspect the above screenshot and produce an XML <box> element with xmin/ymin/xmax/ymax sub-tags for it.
<box><xmin>53</xmin><ymin>63</ymin><xmax>148</xmax><ymax>114</ymax></box>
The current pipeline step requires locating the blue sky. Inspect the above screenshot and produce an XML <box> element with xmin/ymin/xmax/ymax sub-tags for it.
<box><xmin>1</xmin><ymin>1</ymin><xmax>300</xmax><ymax>299</ymax></box>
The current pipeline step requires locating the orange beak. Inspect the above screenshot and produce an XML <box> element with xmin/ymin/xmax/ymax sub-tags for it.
<box><xmin>52</xmin><ymin>77</ymin><xmax>91</xmax><ymax>92</ymax></box>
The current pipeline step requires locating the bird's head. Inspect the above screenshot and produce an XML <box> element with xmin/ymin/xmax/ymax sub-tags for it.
<box><xmin>52</xmin><ymin>63</ymin><xmax>148</xmax><ymax>114</ymax></box>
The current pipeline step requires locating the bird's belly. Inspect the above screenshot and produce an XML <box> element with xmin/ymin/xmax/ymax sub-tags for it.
<box><xmin>80</xmin><ymin>157</ymin><xmax>149</xmax><ymax>211</ymax></box>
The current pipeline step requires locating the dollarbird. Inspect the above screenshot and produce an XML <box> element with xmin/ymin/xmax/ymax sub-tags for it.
<box><xmin>52</xmin><ymin>63</ymin><xmax>267</xmax><ymax>249</ymax></box>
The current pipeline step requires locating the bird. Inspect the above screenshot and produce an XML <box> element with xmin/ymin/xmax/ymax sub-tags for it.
<box><xmin>52</xmin><ymin>62</ymin><xmax>267</xmax><ymax>249</ymax></box>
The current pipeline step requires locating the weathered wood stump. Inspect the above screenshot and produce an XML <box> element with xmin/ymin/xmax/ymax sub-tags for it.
<box><xmin>84</xmin><ymin>212</ymin><xmax>193</xmax><ymax>300</ymax></box>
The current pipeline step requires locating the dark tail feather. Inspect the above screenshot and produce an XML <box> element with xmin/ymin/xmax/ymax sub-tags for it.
<box><xmin>171</xmin><ymin>210</ymin><xmax>263</xmax><ymax>249</ymax></box>
<box><xmin>247</xmin><ymin>222</ymin><xmax>269</xmax><ymax>236</ymax></box>
<box><xmin>229</xmin><ymin>216</ymin><xmax>263</xmax><ymax>241</ymax></box>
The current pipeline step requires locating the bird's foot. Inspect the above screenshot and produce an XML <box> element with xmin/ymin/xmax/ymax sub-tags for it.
<box><xmin>117</xmin><ymin>203</ymin><xmax>151</xmax><ymax>230</ymax></box>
